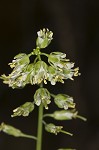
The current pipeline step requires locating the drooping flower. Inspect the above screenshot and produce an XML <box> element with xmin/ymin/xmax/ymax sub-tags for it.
<box><xmin>54</xmin><ymin>94</ymin><xmax>75</xmax><ymax>110</ymax></box>
<box><xmin>31</xmin><ymin>61</ymin><xmax>48</xmax><ymax>85</ymax></box>
<box><xmin>34</xmin><ymin>88</ymin><xmax>51</xmax><ymax>109</ymax></box>
<box><xmin>45</xmin><ymin>123</ymin><xmax>63</xmax><ymax>135</ymax></box>
<box><xmin>48</xmin><ymin>52</ymin><xmax>69</xmax><ymax>69</ymax></box>
<box><xmin>47</xmin><ymin>66</ymin><xmax>65</xmax><ymax>85</ymax></box>
<box><xmin>9</xmin><ymin>53</ymin><xmax>30</xmax><ymax>68</ymax></box>
<box><xmin>11</xmin><ymin>102</ymin><xmax>34</xmax><ymax>117</ymax></box>
<box><xmin>0</xmin><ymin>53</ymin><xmax>30</xmax><ymax>89</ymax></box>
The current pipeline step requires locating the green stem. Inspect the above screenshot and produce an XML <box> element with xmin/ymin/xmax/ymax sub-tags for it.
<box><xmin>36</xmin><ymin>82</ymin><xmax>43</xmax><ymax>150</ymax></box>
<box><xmin>60</xmin><ymin>130</ymin><xmax>73</xmax><ymax>136</ymax></box>
<box><xmin>43</xmin><ymin>113</ymin><xmax>53</xmax><ymax>118</ymax></box>
<box><xmin>50</xmin><ymin>93</ymin><xmax>56</xmax><ymax>98</ymax></box>
<box><xmin>21</xmin><ymin>133</ymin><xmax>37</xmax><ymax>140</ymax></box>
<box><xmin>41</xmin><ymin>53</ymin><xmax>49</xmax><ymax>57</ymax></box>
<box><xmin>36</xmin><ymin>103</ymin><xmax>43</xmax><ymax>150</ymax></box>
<box><xmin>28</xmin><ymin>51</ymin><xmax>34</xmax><ymax>57</ymax></box>
<box><xmin>76</xmin><ymin>115</ymin><xmax>87</xmax><ymax>121</ymax></box>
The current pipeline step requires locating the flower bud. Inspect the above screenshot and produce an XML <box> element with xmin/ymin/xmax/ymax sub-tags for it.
<box><xmin>53</xmin><ymin>110</ymin><xmax>78</xmax><ymax>120</ymax></box>
<box><xmin>0</xmin><ymin>123</ymin><xmax>37</xmax><ymax>140</ymax></box>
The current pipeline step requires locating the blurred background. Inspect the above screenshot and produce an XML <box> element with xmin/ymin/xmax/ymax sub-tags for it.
<box><xmin>0</xmin><ymin>0</ymin><xmax>99</xmax><ymax>150</ymax></box>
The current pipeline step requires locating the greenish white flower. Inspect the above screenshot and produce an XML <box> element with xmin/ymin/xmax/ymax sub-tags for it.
<box><xmin>0</xmin><ymin>53</ymin><xmax>30</xmax><ymax>89</ymax></box>
<box><xmin>36</xmin><ymin>28</ymin><xmax>53</xmax><ymax>49</ymax></box>
<box><xmin>47</xmin><ymin>66</ymin><xmax>65</xmax><ymax>85</ymax></box>
<box><xmin>0</xmin><ymin>70</ymin><xmax>29</xmax><ymax>89</ymax></box>
<box><xmin>48</xmin><ymin>52</ymin><xmax>80</xmax><ymax>81</ymax></box>
<box><xmin>31</xmin><ymin>61</ymin><xmax>48</xmax><ymax>85</ymax></box>
<box><xmin>9</xmin><ymin>53</ymin><xmax>30</xmax><ymax>68</ymax></box>
<box><xmin>48</xmin><ymin>52</ymin><xmax>69</xmax><ymax>69</ymax></box>
<box><xmin>11</xmin><ymin>102</ymin><xmax>34</xmax><ymax>117</ymax></box>
<box><xmin>54</xmin><ymin>94</ymin><xmax>75</xmax><ymax>110</ymax></box>
<box><xmin>45</xmin><ymin>123</ymin><xmax>63</xmax><ymax>135</ymax></box>
<box><xmin>34</xmin><ymin>88</ymin><xmax>51</xmax><ymax>109</ymax></box>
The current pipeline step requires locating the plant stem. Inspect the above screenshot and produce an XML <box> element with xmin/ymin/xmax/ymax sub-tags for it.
<box><xmin>36</xmin><ymin>49</ymin><xmax>44</xmax><ymax>150</ymax></box>
<box><xmin>60</xmin><ymin>130</ymin><xmax>73</xmax><ymax>136</ymax></box>
<box><xmin>43</xmin><ymin>113</ymin><xmax>53</xmax><ymax>118</ymax></box>
<box><xmin>21</xmin><ymin>133</ymin><xmax>37</xmax><ymax>140</ymax></box>
<box><xmin>76</xmin><ymin>115</ymin><xmax>87</xmax><ymax>121</ymax></box>
<box><xmin>36</xmin><ymin>103</ymin><xmax>43</xmax><ymax>150</ymax></box>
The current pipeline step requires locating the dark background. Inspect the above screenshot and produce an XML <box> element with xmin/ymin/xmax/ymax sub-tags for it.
<box><xmin>0</xmin><ymin>0</ymin><xmax>99</xmax><ymax>150</ymax></box>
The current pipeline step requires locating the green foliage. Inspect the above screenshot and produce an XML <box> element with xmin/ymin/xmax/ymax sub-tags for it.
<box><xmin>0</xmin><ymin>28</ymin><xmax>86</xmax><ymax>150</ymax></box>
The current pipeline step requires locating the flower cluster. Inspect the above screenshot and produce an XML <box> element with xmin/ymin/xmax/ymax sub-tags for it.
<box><xmin>0</xmin><ymin>53</ymin><xmax>80</xmax><ymax>88</ymax></box>
<box><xmin>0</xmin><ymin>29</ymin><xmax>80</xmax><ymax>89</ymax></box>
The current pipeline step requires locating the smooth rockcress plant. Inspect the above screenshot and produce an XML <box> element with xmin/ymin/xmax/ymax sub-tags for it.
<box><xmin>0</xmin><ymin>28</ymin><xmax>86</xmax><ymax>150</ymax></box>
